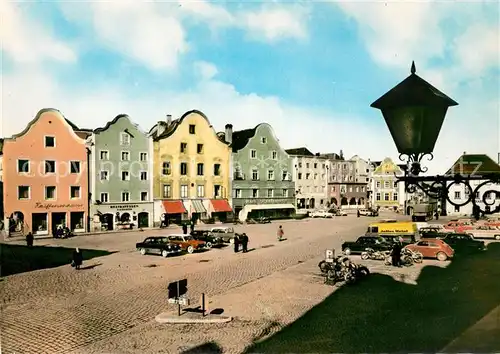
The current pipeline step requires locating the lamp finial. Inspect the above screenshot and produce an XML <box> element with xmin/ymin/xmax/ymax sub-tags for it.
<box><xmin>411</xmin><ymin>61</ymin><xmax>416</xmax><ymax>74</ymax></box>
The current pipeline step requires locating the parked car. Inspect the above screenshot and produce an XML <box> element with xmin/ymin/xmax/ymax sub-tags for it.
<box><xmin>256</xmin><ymin>217</ymin><xmax>271</xmax><ymax>223</ymax></box>
<box><xmin>439</xmin><ymin>233</ymin><xmax>486</xmax><ymax>253</ymax></box>
<box><xmin>166</xmin><ymin>234</ymin><xmax>207</xmax><ymax>253</ymax></box>
<box><xmin>443</xmin><ymin>221</ymin><xmax>475</xmax><ymax>233</ymax></box>
<box><xmin>136</xmin><ymin>236</ymin><xmax>182</xmax><ymax>257</ymax></box>
<box><xmin>405</xmin><ymin>238</ymin><xmax>454</xmax><ymax>261</ymax></box>
<box><xmin>420</xmin><ymin>225</ymin><xmax>452</xmax><ymax>235</ymax></box>
<box><xmin>342</xmin><ymin>236</ymin><xmax>393</xmax><ymax>255</ymax></box>
<box><xmin>310</xmin><ymin>210</ymin><xmax>334</xmax><ymax>218</ymax></box>
<box><xmin>334</xmin><ymin>209</ymin><xmax>348</xmax><ymax>216</ymax></box>
<box><xmin>467</xmin><ymin>226</ymin><xmax>500</xmax><ymax>240</ymax></box>
<box><xmin>209</xmin><ymin>226</ymin><xmax>238</xmax><ymax>243</ymax></box>
<box><xmin>190</xmin><ymin>230</ymin><xmax>223</xmax><ymax>248</ymax></box>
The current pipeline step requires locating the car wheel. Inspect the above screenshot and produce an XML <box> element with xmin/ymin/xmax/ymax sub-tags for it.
<box><xmin>495</xmin><ymin>235</ymin><xmax>500</xmax><ymax>240</ymax></box>
<box><xmin>344</xmin><ymin>248</ymin><xmax>351</xmax><ymax>255</ymax></box>
<box><xmin>206</xmin><ymin>242</ymin><xmax>212</xmax><ymax>249</ymax></box>
<box><xmin>436</xmin><ymin>252</ymin><xmax>448</xmax><ymax>261</ymax></box>
<box><xmin>161</xmin><ymin>250</ymin><xmax>169</xmax><ymax>258</ymax></box>
<box><xmin>187</xmin><ymin>246</ymin><xmax>194</xmax><ymax>254</ymax></box>
<box><xmin>140</xmin><ymin>248</ymin><xmax>146</xmax><ymax>255</ymax></box>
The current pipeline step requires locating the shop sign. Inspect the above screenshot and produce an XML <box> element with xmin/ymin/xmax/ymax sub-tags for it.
<box><xmin>109</xmin><ymin>204</ymin><xmax>139</xmax><ymax>210</ymax></box>
<box><xmin>241</xmin><ymin>198</ymin><xmax>292</xmax><ymax>205</ymax></box>
<box><xmin>35</xmin><ymin>202</ymin><xmax>84</xmax><ymax>209</ymax></box>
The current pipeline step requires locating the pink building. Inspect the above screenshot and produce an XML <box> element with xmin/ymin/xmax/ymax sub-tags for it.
<box><xmin>3</xmin><ymin>109</ymin><xmax>91</xmax><ymax>237</ymax></box>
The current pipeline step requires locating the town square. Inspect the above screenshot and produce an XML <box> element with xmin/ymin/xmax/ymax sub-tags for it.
<box><xmin>1</xmin><ymin>0</ymin><xmax>499</xmax><ymax>353</ymax></box>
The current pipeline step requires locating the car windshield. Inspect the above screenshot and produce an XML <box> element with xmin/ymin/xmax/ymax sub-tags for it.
<box><xmin>183</xmin><ymin>236</ymin><xmax>193</xmax><ymax>240</ymax></box>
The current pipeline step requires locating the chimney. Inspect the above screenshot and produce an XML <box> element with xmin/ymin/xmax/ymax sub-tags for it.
<box><xmin>166</xmin><ymin>114</ymin><xmax>172</xmax><ymax>125</ymax></box>
<box><xmin>225</xmin><ymin>124</ymin><xmax>233</xmax><ymax>144</ymax></box>
<box><xmin>339</xmin><ymin>149</ymin><xmax>344</xmax><ymax>159</ymax></box>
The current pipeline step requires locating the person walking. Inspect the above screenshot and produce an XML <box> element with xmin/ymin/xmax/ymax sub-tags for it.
<box><xmin>277</xmin><ymin>225</ymin><xmax>284</xmax><ymax>241</ymax></box>
<box><xmin>241</xmin><ymin>233</ymin><xmax>249</xmax><ymax>253</ymax></box>
<box><xmin>357</xmin><ymin>209</ymin><xmax>360</xmax><ymax>218</ymax></box>
<box><xmin>72</xmin><ymin>248</ymin><xmax>83</xmax><ymax>270</ymax></box>
<box><xmin>391</xmin><ymin>241</ymin><xmax>402</xmax><ymax>267</ymax></box>
<box><xmin>160</xmin><ymin>213</ymin><xmax>166</xmax><ymax>228</ymax></box>
<box><xmin>182</xmin><ymin>223</ymin><xmax>188</xmax><ymax>234</ymax></box>
<box><xmin>190</xmin><ymin>221</ymin><xmax>194</xmax><ymax>234</ymax></box>
<box><xmin>26</xmin><ymin>232</ymin><xmax>34</xmax><ymax>247</ymax></box>
<box><xmin>233</xmin><ymin>235</ymin><xmax>240</xmax><ymax>253</ymax></box>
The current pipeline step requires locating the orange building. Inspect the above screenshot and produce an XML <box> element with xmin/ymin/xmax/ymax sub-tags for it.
<box><xmin>3</xmin><ymin>109</ymin><xmax>92</xmax><ymax>237</ymax></box>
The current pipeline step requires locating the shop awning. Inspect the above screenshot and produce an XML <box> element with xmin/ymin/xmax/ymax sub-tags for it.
<box><xmin>210</xmin><ymin>199</ymin><xmax>233</xmax><ymax>213</ymax></box>
<box><xmin>162</xmin><ymin>200</ymin><xmax>187</xmax><ymax>214</ymax></box>
<box><xmin>191</xmin><ymin>199</ymin><xmax>206</xmax><ymax>213</ymax></box>
<box><xmin>247</xmin><ymin>204</ymin><xmax>296</xmax><ymax>211</ymax></box>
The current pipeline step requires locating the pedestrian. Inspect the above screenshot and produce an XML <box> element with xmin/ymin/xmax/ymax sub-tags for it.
<box><xmin>435</xmin><ymin>211</ymin><xmax>439</xmax><ymax>220</ymax></box>
<box><xmin>233</xmin><ymin>235</ymin><xmax>240</xmax><ymax>253</ymax></box>
<box><xmin>72</xmin><ymin>248</ymin><xmax>83</xmax><ymax>270</ymax></box>
<box><xmin>357</xmin><ymin>209</ymin><xmax>360</xmax><ymax>218</ymax></box>
<box><xmin>26</xmin><ymin>232</ymin><xmax>34</xmax><ymax>247</ymax></box>
<box><xmin>182</xmin><ymin>223</ymin><xmax>188</xmax><ymax>234</ymax></box>
<box><xmin>190</xmin><ymin>221</ymin><xmax>194</xmax><ymax>233</ymax></box>
<box><xmin>160</xmin><ymin>213</ymin><xmax>166</xmax><ymax>228</ymax></box>
<box><xmin>241</xmin><ymin>233</ymin><xmax>249</xmax><ymax>253</ymax></box>
<box><xmin>277</xmin><ymin>225</ymin><xmax>284</xmax><ymax>241</ymax></box>
<box><xmin>391</xmin><ymin>242</ymin><xmax>402</xmax><ymax>267</ymax></box>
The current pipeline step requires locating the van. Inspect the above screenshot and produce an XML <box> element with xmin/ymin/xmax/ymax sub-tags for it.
<box><xmin>367</xmin><ymin>221</ymin><xmax>419</xmax><ymax>239</ymax></box>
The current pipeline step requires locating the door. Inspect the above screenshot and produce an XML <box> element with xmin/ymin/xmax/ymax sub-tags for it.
<box><xmin>51</xmin><ymin>212</ymin><xmax>67</xmax><ymax>235</ymax></box>
<box><xmin>138</xmin><ymin>212</ymin><xmax>149</xmax><ymax>228</ymax></box>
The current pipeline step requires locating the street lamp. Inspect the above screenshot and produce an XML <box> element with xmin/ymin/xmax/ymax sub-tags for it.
<box><xmin>371</xmin><ymin>61</ymin><xmax>500</xmax><ymax>218</ymax></box>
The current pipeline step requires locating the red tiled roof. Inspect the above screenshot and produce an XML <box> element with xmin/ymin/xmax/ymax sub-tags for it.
<box><xmin>162</xmin><ymin>200</ymin><xmax>187</xmax><ymax>214</ymax></box>
<box><xmin>211</xmin><ymin>199</ymin><xmax>232</xmax><ymax>212</ymax></box>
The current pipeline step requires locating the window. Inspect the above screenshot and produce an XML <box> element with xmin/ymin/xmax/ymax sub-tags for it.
<box><xmin>314</xmin><ymin>173</ymin><xmax>318</xmax><ymax>180</ymax></box>
<box><xmin>298</xmin><ymin>163</ymin><xmax>302</xmax><ymax>168</ymax></box>
<box><xmin>45</xmin><ymin>186</ymin><xmax>56</xmax><ymax>200</ymax></box>
<box><xmin>376</xmin><ymin>181</ymin><xmax>381</xmax><ymax>188</ymax></box>
<box><xmin>267</xmin><ymin>189</ymin><xmax>273</xmax><ymax>197</ymax></box>
<box><xmin>100</xmin><ymin>193</ymin><xmax>109</xmax><ymax>203</ymax></box>
<box><xmin>163</xmin><ymin>184</ymin><xmax>171</xmax><ymax>198</ymax></box>
<box><xmin>393</xmin><ymin>193</ymin><xmax>398</xmax><ymax>201</ymax></box>
<box><xmin>140</xmin><ymin>171</ymin><xmax>148</xmax><ymax>180</ymax></box>
<box><xmin>162</xmin><ymin>162</ymin><xmax>171</xmax><ymax>175</ymax></box>
<box><xmin>197</xmin><ymin>185</ymin><xmax>205</xmax><ymax>198</ymax></box>
<box><xmin>70</xmin><ymin>161</ymin><xmax>81</xmax><ymax>174</ymax></box>
<box><xmin>314</xmin><ymin>163</ymin><xmax>317</xmax><ymax>168</ymax></box>
<box><xmin>214</xmin><ymin>164</ymin><xmax>221</xmax><ymax>176</ymax></box>
<box><xmin>100</xmin><ymin>171</ymin><xmax>109</xmax><ymax>180</ymax></box>
<box><xmin>271</xmin><ymin>151</ymin><xmax>277</xmax><ymax>160</ymax></box>
<box><xmin>455</xmin><ymin>191</ymin><xmax>461</xmax><ymax>199</ymax></box>
<box><xmin>384</xmin><ymin>193</ymin><xmax>389</xmax><ymax>201</ymax></box>
<box><xmin>120</xmin><ymin>132</ymin><xmax>130</xmax><ymax>145</ymax></box>
<box><xmin>45</xmin><ymin>160</ymin><xmax>56</xmax><ymax>174</ymax></box>
<box><xmin>261</xmin><ymin>137</ymin><xmax>267</xmax><ymax>144</ymax></box>
<box><xmin>122</xmin><ymin>192</ymin><xmax>130</xmax><ymax>202</ymax></box>
<box><xmin>267</xmin><ymin>170</ymin><xmax>275</xmax><ymax>180</ymax></box>
<box><xmin>282</xmin><ymin>171</ymin><xmax>289</xmax><ymax>181</ymax></box>
<box><xmin>454</xmin><ymin>205</ymin><xmax>460</xmax><ymax>212</ymax></box>
<box><xmin>45</xmin><ymin>136</ymin><xmax>55</xmax><ymax>147</ymax></box>
<box><xmin>100</xmin><ymin>150</ymin><xmax>109</xmax><ymax>160</ymax></box>
<box><xmin>283</xmin><ymin>189</ymin><xmax>289</xmax><ymax>197</ymax></box>
<box><xmin>70</xmin><ymin>186</ymin><xmax>81</xmax><ymax>199</ymax></box>
<box><xmin>250</xmin><ymin>149</ymin><xmax>256</xmax><ymax>159</ymax></box>
<box><xmin>306</xmin><ymin>163</ymin><xmax>310</xmax><ymax>168</ymax></box>
<box><xmin>197</xmin><ymin>163</ymin><xmax>204</xmax><ymax>176</ymax></box>
<box><xmin>181</xmin><ymin>185</ymin><xmax>189</xmax><ymax>198</ymax></box>
<box><xmin>343</xmin><ymin>164</ymin><xmax>346</xmax><ymax>169</ymax></box>
<box><xmin>476</xmin><ymin>191</ymin><xmax>480</xmax><ymax>199</ymax></box>
<box><xmin>197</xmin><ymin>144</ymin><xmax>203</xmax><ymax>154</ymax></box>
<box><xmin>18</xmin><ymin>159</ymin><xmax>30</xmax><ymax>173</ymax></box>
<box><xmin>235</xmin><ymin>189</ymin><xmax>241</xmax><ymax>198</ymax></box>
<box><xmin>384</xmin><ymin>181</ymin><xmax>390</xmax><ymax>188</ymax></box>
<box><xmin>180</xmin><ymin>143</ymin><xmax>187</xmax><ymax>153</ymax></box>
<box><xmin>180</xmin><ymin>162</ymin><xmax>188</xmax><ymax>175</ymax></box>
<box><xmin>121</xmin><ymin>171</ymin><xmax>130</xmax><ymax>180</ymax></box>
<box><xmin>189</xmin><ymin>124</ymin><xmax>196</xmax><ymax>134</ymax></box>
<box><xmin>306</xmin><ymin>173</ymin><xmax>310</xmax><ymax>179</ymax></box>
<box><xmin>252</xmin><ymin>189</ymin><xmax>258</xmax><ymax>198</ymax></box>
<box><xmin>214</xmin><ymin>185</ymin><xmax>221</xmax><ymax>198</ymax></box>
<box><xmin>252</xmin><ymin>169</ymin><xmax>259</xmax><ymax>180</ymax></box>
<box><xmin>332</xmin><ymin>186</ymin><xmax>336</xmax><ymax>192</ymax></box>
<box><xmin>121</xmin><ymin>151</ymin><xmax>130</xmax><ymax>161</ymax></box>
<box><xmin>376</xmin><ymin>193</ymin><xmax>381</xmax><ymax>201</ymax></box>
<box><xmin>393</xmin><ymin>181</ymin><xmax>398</xmax><ymax>188</ymax></box>
<box><xmin>18</xmin><ymin>186</ymin><xmax>30</xmax><ymax>199</ymax></box>
<box><xmin>355</xmin><ymin>187</ymin><xmax>359</xmax><ymax>193</ymax></box>
<box><xmin>140</xmin><ymin>152</ymin><xmax>148</xmax><ymax>161</ymax></box>
<box><xmin>298</xmin><ymin>173</ymin><xmax>302</xmax><ymax>179</ymax></box>
<box><xmin>141</xmin><ymin>192</ymin><xmax>148</xmax><ymax>201</ymax></box>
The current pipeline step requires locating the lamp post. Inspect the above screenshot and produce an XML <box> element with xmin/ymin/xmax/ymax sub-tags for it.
<box><xmin>371</xmin><ymin>62</ymin><xmax>500</xmax><ymax>219</ymax></box>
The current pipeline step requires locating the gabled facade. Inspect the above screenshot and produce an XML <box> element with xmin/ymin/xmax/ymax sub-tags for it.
<box><xmin>150</xmin><ymin>110</ymin><xmax>232</xmax><ymax>225</ymax></box>
<box><xmin>444</xmin><ymin>153</ymin><xmax>500</xmax><ymax>216</ymax></box>
<box><xmin>229</xmin><ymin>123</ymin><xmax>295</xmax><ymax>220</ymax></box>
<box><xmin>89</xmin><ymin>115</ymin><xmax>153</xmax><ymax>231</ymax></box>
<box><xmin>369</xmin><ymin>157</ymin><xmax>405</xmax><ymax>210</ymax></box>
<box><xmin>287</xmin><ymin>148</ymin><xmax>329</xmax><ymax>210</ymax></box>
<box><xmin>326</xmin><ymin>153</ymin><xmax>367</xmax><ymax>209</ymax></box>
<box><xmin>2</xmin><ymin>109</ymin><xmax>91</xmax><ymax>236</ymax></box>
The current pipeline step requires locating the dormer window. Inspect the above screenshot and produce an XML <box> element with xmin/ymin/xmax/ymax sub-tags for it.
<box><xmin>45</xmin><ymin>136</ymin><xmax>55</xmax><ymax>147</ymax></box>
<box><xmin>189</xmin><ymin>125</ymin><xmax>196</xmax><ymax>134</ymax></box>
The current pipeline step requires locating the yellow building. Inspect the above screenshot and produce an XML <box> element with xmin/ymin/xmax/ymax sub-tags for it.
<box><xmin>149</xmin><ymin>110</ymin><xmax>233</xmax><ymax>225</ymax></box>
<box><xmin>371</xmin><ymin>157</ymin><xmax>405</xmax><ymax>210</ymax></box>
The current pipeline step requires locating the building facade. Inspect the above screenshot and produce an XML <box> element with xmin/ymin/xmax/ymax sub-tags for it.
<box><xmin>369</xmin><ymin>157</ymin><xmax>405</xmax><ymax>210</ymax></box>
<box><xmin>89</xmin><ymin>115</ymin><xmax>154</xmax><ymax>231</ymax></box>
<box><xmin>287</xmin><ymin>148</ymin><xmax>329</xmax><ymax>211</ymax></box>
<box><xmin>3</xmin><ymin>109</ymin><xmax>91</xmax><ymax>236</ymax></box>
<box><xmin>228</xmin><ymin>123</ymin><xmax>295</xmax><ymax>220</ymax></box>
<box><xmin>444</xmin><ymin>153</ymin><xmax>500</xmax><ymax>217</ymax></box>
<box><xmin>150</xmin><ymin>110</ymin><xmax>233</xmax><ymax>225</ymax></box>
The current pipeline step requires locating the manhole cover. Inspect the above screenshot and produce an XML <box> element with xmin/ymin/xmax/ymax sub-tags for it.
<box><xmin>261</xmin><ymin>244</ymin><xmax>274</xmax><ymax>249</ymax></box>
<box><xmin>199</xmin><ymin>259</ymin><xmax>210</xmax><ymax>263</ymax></box>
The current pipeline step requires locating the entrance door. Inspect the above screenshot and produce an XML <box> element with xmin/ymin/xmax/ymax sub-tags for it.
<box><xmin>138</xmin><ymin>212</ymin><xmax>149</xmax><ymax>228</ymax></box>
<box><xmin>102</xmin><ymin>213</ymin><xmax>114</xmax><ymax>230</ymax></box>
<box><xmin>51</xmin><ymin>212</ymin><xmax>66</xmax><ymax>235</ymax></box>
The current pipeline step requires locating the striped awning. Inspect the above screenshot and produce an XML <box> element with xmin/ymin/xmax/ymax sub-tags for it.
<box><xmin>191</xmin><ymin>199</ymin><xmax>206</xmax><ymax>213</ymax></box>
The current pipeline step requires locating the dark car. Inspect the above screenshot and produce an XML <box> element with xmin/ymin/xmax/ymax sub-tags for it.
<box><xmin>136</xmin><ymin>236</ymin><xmax>182</xmax><ymax>257</ymax></box>
<box><xmin>342</xmin><ymin>236</ymin><xmax>393</xmax><ymax>255</ymax></box>
<box><xmin>380</xmin><ymin>234</ymin><xmax>416</xmax><ymax>245</ymax></box>
<box><xmin>439</xmin><ymin>233</ymin><xmax>486</xmax><ymax>253</ymax></box>
<box><xmin>190</xmin><ymin>230</ymin><xmax>223</xmax><ymax>248</ymax></box>
<box><xmin>257</xmin><ymin>217</ymin><xmax>271</xmax><ymax>223</ymax></box>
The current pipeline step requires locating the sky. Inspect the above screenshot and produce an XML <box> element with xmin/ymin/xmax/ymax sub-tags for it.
<box><xmin>1</xmin><ymin>0</ymin><xmax>499</xmax><ymax>175</ymax></box>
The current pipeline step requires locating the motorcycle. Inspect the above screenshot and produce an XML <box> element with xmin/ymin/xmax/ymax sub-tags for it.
<box><xmin>361</xmin><ymin>248</ymin><xmax>389</xmax><ymax>261</ymax></box>
<box><xmin>402</xmin><ymin>247</ymin><xmax>423</xmax><ymax>263</ymax></box>
<box><xmin>319</xmin><ymin>256</ymin><xmax>369</xmax><ymax>285</ymax></box>
<box><xmin>384</xmin><ymin>250</ymin><xmax>414</xmax><ymax>266</ymax></box>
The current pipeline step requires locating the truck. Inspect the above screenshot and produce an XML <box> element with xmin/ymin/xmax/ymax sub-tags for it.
<box><xmin>412</xmin><ymin>203</ymin><xmax>436</xmax><ymax>222</ymax></box>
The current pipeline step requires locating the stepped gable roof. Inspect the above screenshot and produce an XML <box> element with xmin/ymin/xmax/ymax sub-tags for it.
<box><xmin>445</xmin><ymin>154</ymin><xmax>500</xmax><ymax>176</ymax></box>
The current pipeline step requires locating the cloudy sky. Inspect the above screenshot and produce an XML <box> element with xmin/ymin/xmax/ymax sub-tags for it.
<box><xmin>1</xmin><ymin>0</ymin><xmax>499</xmax><ymax>174</ymax></box>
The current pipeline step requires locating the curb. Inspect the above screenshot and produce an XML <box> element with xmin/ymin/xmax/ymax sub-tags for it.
<box><xmin>155</xmin><ymin>313</ymin><xmax>233</xmax><ymax>324</ymax></box>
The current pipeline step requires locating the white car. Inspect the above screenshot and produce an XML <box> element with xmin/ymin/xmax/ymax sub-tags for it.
<box><xmin>310</xmin><ymin>210</ymin><xmax>334</xmax><ymax>218</ymax></box>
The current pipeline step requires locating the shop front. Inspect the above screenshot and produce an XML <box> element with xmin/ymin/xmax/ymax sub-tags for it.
<box><xmin>91</xmin><ymin>202</ymin><xmax>154</xmax><ymax>231</ymax></box>
<box><xmin>206</xmin><ymin>199</ymin><xmax>233</xmax><ymax>222</ymax></box>
<box><xmin>185</xmin><ymin>199</ymin><xmax>207</xmax><ymax>223</ymax></box>
<box><xmin>237</xmin><ymin>198</ymin><xmax>296</xmax><ymax>221</ymax></box>
<box><xmin>161</xmin><ymin>200</ymin><xmax>188</xmax><ymax>226</ymax></box>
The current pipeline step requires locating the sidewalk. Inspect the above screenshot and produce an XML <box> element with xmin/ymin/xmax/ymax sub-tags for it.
<box><xmin>442</xmin><ymin>304</ymin><xmax>500</xmax><ymax>352</ymax></box>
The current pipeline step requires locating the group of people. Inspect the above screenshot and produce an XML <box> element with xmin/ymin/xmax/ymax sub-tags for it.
<box><xmin>233</xmin><ymin>233</ymin><xmax>250</xmax><ymax>253</ymax></box>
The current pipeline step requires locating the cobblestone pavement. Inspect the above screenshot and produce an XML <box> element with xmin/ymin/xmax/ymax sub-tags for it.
<box><xmin>0</xmin><ymin>213</ymin><xmax>406</xmax><ymax>353</ymax></box>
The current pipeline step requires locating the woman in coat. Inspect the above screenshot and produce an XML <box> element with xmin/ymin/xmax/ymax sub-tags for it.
<box><xmin>72</xmin><ymin>248</ymin><xmax>83</xmax><ymax>270</ymax></box>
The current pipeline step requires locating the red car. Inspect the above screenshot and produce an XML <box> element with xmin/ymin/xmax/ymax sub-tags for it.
<box><xmin>405</xmin><ymin>238</ymin><xmax>454</xmax><ymax>261</ymax></box>
<box><xmin>443</xmin><ymin>221</ymin><xmax>474</xmax><ymax>233</ymax></box>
